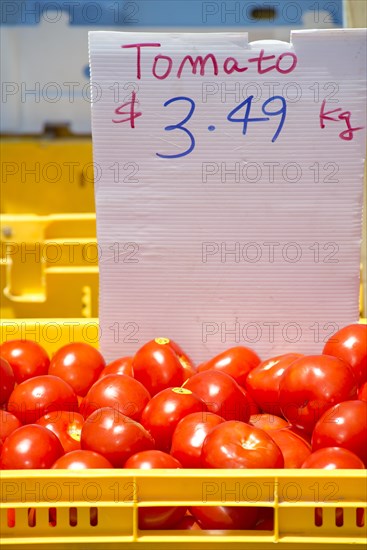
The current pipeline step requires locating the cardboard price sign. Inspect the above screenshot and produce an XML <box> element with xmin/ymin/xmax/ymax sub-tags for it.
<box><xmin>89</xmin><ymin>30</ymin><xmax>366</xmax><ymax>362</ymax></box>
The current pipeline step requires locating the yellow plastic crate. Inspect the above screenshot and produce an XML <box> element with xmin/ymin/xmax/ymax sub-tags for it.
<box><xmin>0</xmin><ymin>320</ymin><xmax>366</xmax><ymax>549</ymax></box>
<box><xmin>0</xmin><ymin>138</ymin><xmax>95</xmax><ymax>216</ymax></box>
<box><xmin>1</xmin><ymin>469</ymin><xmax>366</xmax><ymax>550</ymax></box>
<box><xmin>0</xmin><ymin>214</ymin><xmax>98</xmax><ymax>319</ymax></box>
<box><xmin>1</xmin><ymin>138</ymin><xmax>98</xmax><ymax>319</ymax></box>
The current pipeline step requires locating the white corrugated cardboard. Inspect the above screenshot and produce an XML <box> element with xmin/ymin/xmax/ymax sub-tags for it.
<box><xmin>89</xmin><ymin>29</ymin><xmax>366</xmax><ymax>362</ymax></box>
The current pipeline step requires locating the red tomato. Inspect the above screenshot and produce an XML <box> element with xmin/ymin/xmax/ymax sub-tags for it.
<box><xmin>301</xmin><ymin>447</ymin><xmax>365</xmax><ymax>469</ymax></box>
<box><xmin>254</xmin><ymin>508</ymin><xmax>274</xmax><ymax>531</ymax></box>
<box><xmin>250</xmin><ymin>413</ymin><xmax>289</xmax><ymax>431</ymax></box>
<box><xmin>139</xmin><ymin>507</ymin><xmax>187</xmax><ymax>530</ymax></box>
<box><xmin>198</xmin><ymin>346</ymin><xmax>260</xmax><ymax>387</ymax></box>
<box><xmin>311</xmin><ymin>400</ymin><xmax>367</xmax><ymax>466</ymax></box>
<box><xmin>1</xmin><ymin>424</ymin><xmax>63</xmax><ymax>469</ymax></box>
<box><xmin>132</xmin><ymin>338</ymin><xmax>184</xmax><ymax>396</ymax></box>
<box><xmin>123</xmin><ymin>441</ymin><xmax>186</xmax><ymax>530</ymax></box>
<box><xmin>81</xmin><ymin>407</ymin><xmax>154</xmax><ymax>467</ymax></box>
<box><xmin>167</xmin><ymin>339</ymin><xmax>193</xmax><ymax>364</ymax></box>
<box><xmin>80</xmin><ymin>374</ymin><xmax>150</xmax><ymax>422</ymax></box>
<box><xmin>287</xmin><ymin>425</ymin><xmax>312</xmax><ymax>445</ymax></box>
<box><xmin>0</xmin><ymin>358</ymin><xmax>15</xmax><ymax>405</ymax></box>
<box><xmin>183</xmin><ymin>370</ymin><xmax>251</xmax><ymax>422</ymax></box>
<box><xmin>323</xmin><ymin>324</ymin><xmax>367</xmax><ymax>385</ymax></box>
<box><xmin>269</xmin><ymin>428</ymin><xmax>311</xmax><ymax>468</ymax></box>
<box><xmin>98</xmin><ymin>357</ymin><xmax>134</xmax><ymax>379</ymax></box>
<box><xmin>250</xmin><ymin>413</ymin><xmax>312</xmax><ymax>447</ymax></box>
<box><xmin>179</xmin><ymin>357</ymin><xmax>197</xmax><ymax>382</ymax></box>
<box><xmin>0</xmin><ymin>340</ymin><xmax>49</xmax><ymax>384</ymax></box>
<box><xmin>51</xmin><ymin>449</ymin><xmax>113</xmax><ymax>469</ymax></box>
<box><xmin>278</xmin><ymin>355</ymin><xmax>357</xmax><ymax>433</ymax></box>
<box><xmin>189</xmin><ymin>506</ymin><xmax>259</xmax><ymax>530</ymax></box>
<box><xmin>170</xmin><ymin>412</ymin><xmax>225</xmax><ymax>468</ymax></box>
<box><xmin>141</xmin><ymin>388</ymin><xmax>208</xmax><ymax>452</ymax></box>
<box><xmin>7</xmin><ymin>509</ymin><xmax>15</xmax><ymax>528</ymax></box>
<box><xmin>27</xmin><ymin>508</ymin><xmax>38</xmax><ymax>527</ymax></box>
<box><xmin>358</xmin><ymin>382</ymin><xmax>367</xmax><ymax>402</ymax></box>
<box><xmin>173</xmin><ymin>515</ymin><xmax>201</xmax><ymax>530</ymax></box>
<box><xmin>7</xmin><ymin>375</ymin><xmax>78</xmax><ymax>424</ymax></box>
<box><xmin>124</xmin><ymin>449</ymin><xmax>182</xmax><ymax>469</ymax></box>
<box><xmin>168</xmin><ymin>339</ymin><xmax>196</xmax><ymax>381</ymax></box>
<box><xmin>246</xmin><ymin>353</ymin><xmax>303</xmax><ymax>416</ymax></box>
<box><xmin>0</xmin><ymin>411</ymin><xmax>22</xmax><ymax>442</ymax></box>
<box><xmin>48</xmin><ymin>343</ymin><xmax>105</xmax><ymax>397</ymax></box>
<box><xmin>36</xmin><ymin>411</ymin><xmax>84</xmax><ymax>453</ymax></box>
<box><xmin>202</xmin><ymin>421</ymin><xmax>284</xmax><ymax>469</ymax></box>
<box><xmin>239</xmin><ymin>386</ymin><xmax>260</xmax><ymax>415</ymax></box>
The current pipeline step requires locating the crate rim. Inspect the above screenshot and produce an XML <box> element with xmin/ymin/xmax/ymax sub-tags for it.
<box><xmin>0</xmin><ymin>469</ymin><xmax>366</xmax><ymax>479</ymax></box>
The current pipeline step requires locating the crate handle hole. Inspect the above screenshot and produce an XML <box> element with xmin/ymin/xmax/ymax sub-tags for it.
<box><xmin>28</xmin><ymin>508</ymin><xmax>36</xmax><ymax>527</ymax></box>
<box><xmin>69</xmin><ymin>507</ymin><xmax>78</xmax><ymax>527</ymax></box>
<box><xmin>335</xmin><ymin>508</ymin><xmax>343</xmax><ymax>527</ymax></box>
<box><xmin>356</xmin><ymin>508</ymin><xmax>365</xmax><ymax>527</ymax></box>
<box><xmin>314</xmin><ymin>507</ymin><xmax>323</xmax><ymax>526</ymax></box>
<box><xmin>49</xmin><ymin>507</ymin><xmax>57</xmax><ymax>526</ymax></box>
<box><xmin>7</xmin><ymin>509</ymin><xmax>15</xmax><ymax>528</ymax></box>
<box><xmin>250</xmin><ymin>7</ymin><xmax>277</xmax><ymax>20</ymax></box>
<box><xmin>90</xmin><ymin>507</ymin><xmax>98</xmax><ymax>526</ymax></box>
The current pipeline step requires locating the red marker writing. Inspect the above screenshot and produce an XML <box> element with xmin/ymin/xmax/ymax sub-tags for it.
<box><xmin>320</xmin><ymin>100</ymin><xmax>364</xmax><ymax>141</ymax></box>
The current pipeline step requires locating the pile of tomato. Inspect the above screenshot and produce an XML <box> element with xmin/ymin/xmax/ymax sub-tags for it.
<box><xmin>0</xmin><ymin>323</ymin><xmax>366</xmax><ymax>530</ymax></box>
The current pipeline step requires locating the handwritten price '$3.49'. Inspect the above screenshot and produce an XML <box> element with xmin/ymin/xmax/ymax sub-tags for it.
<box><xmin>112</xmin><ymin>92</ymin><xmax>287</xmax><ymax>159</ymax></box>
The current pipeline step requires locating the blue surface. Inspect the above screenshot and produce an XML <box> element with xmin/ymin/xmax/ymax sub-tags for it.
<box><xmin>1</xmin><ymin>0</ymin><xmax>344</xmax><ymax>26</ymax></box>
